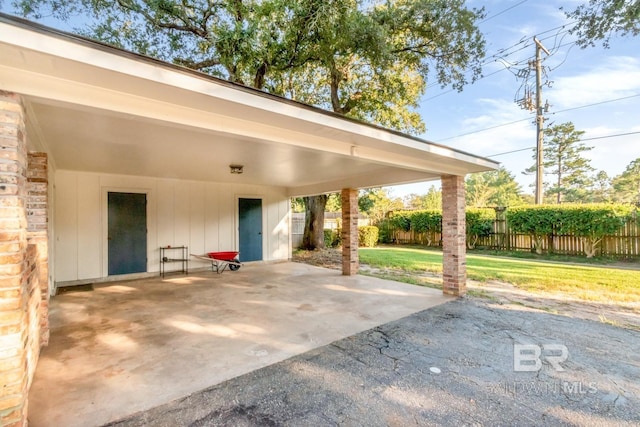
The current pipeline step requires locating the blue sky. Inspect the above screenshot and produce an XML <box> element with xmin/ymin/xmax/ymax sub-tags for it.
<box><xmin>2</xmin><ymin>1</ymin><xmax>638</xmax><ymax>199</ymax></box>
<box><xmin>393</xmin><ymin>0</ymin><xmax>640</xmax><ymax>197</ymax></box>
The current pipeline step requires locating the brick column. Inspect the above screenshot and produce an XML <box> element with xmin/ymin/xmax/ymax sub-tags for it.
<box><xmin>441</xmin><ymin>175</ymin><xmax>466</xmax><ymax>296</ymax></box>
<box><xmin>0</xmin><ymin>91</ymin><xmax>43</xmax><ymax>426</ymax></box>
<box><xmin>341</xmin><ymin>188</ymin><xmax>359</xmax><ymax>276</ymax></box>
<box><xmin>27</xmin><ymin>152</ymin><xmax>49</xmax><ymax>346</ymax></box>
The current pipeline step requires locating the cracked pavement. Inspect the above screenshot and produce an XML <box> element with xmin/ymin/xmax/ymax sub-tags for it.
<box><xmin>106</xmin><ymin>298</ymin><xmax>640</xmax><ymax>426</ymax></box>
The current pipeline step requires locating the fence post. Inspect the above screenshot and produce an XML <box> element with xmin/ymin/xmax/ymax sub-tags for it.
<box><xmin>494</xmin><ymin>207</ymin><xmax>507</xmax><ymax>250</ymax></box>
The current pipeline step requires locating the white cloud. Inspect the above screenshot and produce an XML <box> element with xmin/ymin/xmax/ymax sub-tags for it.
<box><xmin>580</xmin><ymin>125</ymin><xmax>640</xmax><ymax>176</ymax></box>
<box><xmin>442</xmin><ymin>98</ymin><xmax>536</xmax><ymax>155</ymax></box>
<box><xmin>549</xmin><ymin>56</ymin><xmax>640</xmax><ymax>108</ymax></box>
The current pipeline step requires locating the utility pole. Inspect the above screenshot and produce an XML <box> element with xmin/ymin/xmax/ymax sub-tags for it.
<box><xmin>534</xmin><ymin>37</ymin><xmax>550</xmax><ymax>205</ymax></box>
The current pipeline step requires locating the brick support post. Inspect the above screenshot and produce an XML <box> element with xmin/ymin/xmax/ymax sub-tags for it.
<box><xmin>27</xmin><ymin>152</ymin><xmax>49</xmax><ymax>346</ymax></box>
<box><xmin>441</xmin><ymin>175</ymin><xmax>466</xmax><ymax>296</ymax></box>
<box><xmin>341</xmin><ymin>188</ymin><xmax>359</xmax><ymax>276</ymax></box>
<box><xmin>0</xmin><ymin>91</ymin><xmax>44</xmax><ymax>426</ymax></box>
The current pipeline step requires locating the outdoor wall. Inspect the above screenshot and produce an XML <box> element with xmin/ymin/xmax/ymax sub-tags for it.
<box><xmin>54</xmin><ymin>170</ymin><xmax>290</xmax><ymax>284</ymax></box>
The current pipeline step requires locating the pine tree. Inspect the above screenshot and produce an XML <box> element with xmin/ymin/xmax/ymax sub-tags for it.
<box><xmin>525</xmin><ymin>122</ymin><xmax>594</xmax><ymax>203</ymax></box>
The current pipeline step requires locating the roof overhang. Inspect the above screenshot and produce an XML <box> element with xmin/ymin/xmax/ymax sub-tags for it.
<box><xmin>0</xmin><ymin>14</ymin><xmax>499</xmax><ymax>197</ymax></box>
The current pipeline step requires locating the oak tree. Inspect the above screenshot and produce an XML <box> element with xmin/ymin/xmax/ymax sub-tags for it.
<box><xmin>14</xmin><ymin>0</ymin><xmax>487</xmax><ymax>249</ymax></box>
<box><xmin>564</xmin><ymin>0</ymin><xmax>640</xmax><ymax>48</ymax></box>
<box><xmin>466</xmin><ymin>167</ymin><xmax>524</xmax><ymax>208</ymax></box>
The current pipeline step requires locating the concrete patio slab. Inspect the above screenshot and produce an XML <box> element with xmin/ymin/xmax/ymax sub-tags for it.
<box><xmin>27</xmin><ymin>262</ymin><xmax>451</xmax><ymax>427</ymax></box>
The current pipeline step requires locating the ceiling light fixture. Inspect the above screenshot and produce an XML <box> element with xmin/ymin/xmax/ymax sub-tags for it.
<box><xmin>229</xmin><ymin>164</ymin><xmax>244</xmax><ymax>174</ymax></box>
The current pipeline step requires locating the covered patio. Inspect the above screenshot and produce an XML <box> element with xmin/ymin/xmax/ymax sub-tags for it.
<box><xmin>0</xmin><ymin>14</ymin><xmax>498</xmax><ymax>426</ymax></box>
<box><xmin>28</xmin><ymin>262</ymin><xmax>451</xmax><ymax>426</ymax></box>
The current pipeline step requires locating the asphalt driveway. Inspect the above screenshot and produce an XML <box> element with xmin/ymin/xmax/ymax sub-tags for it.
<box><xmin>107</xmin><ymin>297</ymin><xmax>639</xmax><ymax>426</ymax></box>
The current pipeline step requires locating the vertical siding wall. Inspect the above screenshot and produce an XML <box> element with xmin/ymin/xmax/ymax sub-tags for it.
<box><xmin>54</xmin><ymin>170</ymin><xmax>290</xmax><ymax>283</ymax></box>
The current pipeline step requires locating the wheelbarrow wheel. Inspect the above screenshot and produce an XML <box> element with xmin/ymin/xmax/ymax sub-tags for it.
<box><xmin>229</xmin><ymin>260</ymin><xmax>241</xmax><ymax>271</ymax></box>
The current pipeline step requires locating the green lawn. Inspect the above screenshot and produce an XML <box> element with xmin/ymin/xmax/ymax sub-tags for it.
<box><xmin>359</xmin><ymin>247</ymin><xmax>640</xmax><ymax>303</ymax></box>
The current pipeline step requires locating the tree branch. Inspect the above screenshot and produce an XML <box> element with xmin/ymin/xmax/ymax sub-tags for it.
<box><xmin>115</xmin><ymin>0</ymin><xmax>210</xmax><ymax>39</ymax></box>
<box><xmin>174</xmin><ymin>57</ymin><xmax>221</xmax><ymax>70</ymax></box>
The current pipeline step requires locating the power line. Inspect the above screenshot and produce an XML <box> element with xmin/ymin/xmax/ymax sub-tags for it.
<box><xmin>479</xmin><ymin>0</ymin><xmax>529</xmax><ymax>24</ymax></box>
<box><xmin>487</xmin><ymin>131</ymin><xmax>640</xmax><ymax>158</ymax></box>
<box><xmin>551</xmin><ymin>93</ymin><xmax>640</xmax><ymax>115</ymax></box>
<box><xmin>484</xmin><ymin>23</ymin><xmax>575</xmax><ymax>64</ymax></box>
<box><xmin>487</xmin><ymin>147</ymin><xmax>534</xmax><ymax>157</ymax></box>
<box><xmin>435</xmin><ymin>94</ymin><xmax>640</xmax><ymax>142</ymax></box>
<box><xmin>424</xmin><ymin>17</ymin><xmax>579</xmax><ymax>97</ymax></box>
<box><xmin>424</xmin><ymin>30</ymin><xmax>577</xmax><ymax>97</ymax></box>
<box><xmin>437</xmin><ymin>117</ymin><xmax>532</xmax><ymax>142</ymax></box>
<box><xmin>424</xmin><ymin>68</ymin><xmax>511</xmax><ymax>100</ymax></box>
<box><xmin>424</xmin><ymin>22</ymin><xmax>574</xmax><ymax>92</ymax></box>
<box><xmin>582</xmin><ymin>131</ymin><xmax>640</xmax><ymax>142</ymax></box>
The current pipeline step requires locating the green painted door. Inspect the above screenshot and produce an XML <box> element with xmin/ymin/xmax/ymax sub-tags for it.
<box><xmin>108</xmin><ymin>192</ymin><xmax>147</xmax><ymax>275</ymax></box>
<box><xmin>239</xmin><ymin>198</ymin><xmax>262</xmax><ymax>262</ymax></box>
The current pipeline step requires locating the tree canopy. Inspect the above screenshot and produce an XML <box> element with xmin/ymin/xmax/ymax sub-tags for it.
<box><xmin>15</xmin><ymin>0</ymin><xmax>486</xmax><ymax>134</ymax></box>
<box><xmin>14</xmin><ymin>0</ymin><xmax>487</xmax><ymax>250</ymax></box>
<box><xmin>405</xmin><ymin>185</ymin><xmax>442</xmax><ymax>211</ymax></box>
<box><xmin>466</xmin><ymin>167</ymin><xmax>524</xmax><ymax>208</ymax></box>
<box><xmin>358</xmin><ymin>188</ymin><xmax>403</xmax><ymax>224</ymax></box>
<box><xmin>564</xmin><ymin>0</ymin><xmax>640</xmax><ymax>48</ymax></box>
<box><xmin>612</xmin><ymin>157</ymin><xmax>640</xmax><ymax>204</ymax></box>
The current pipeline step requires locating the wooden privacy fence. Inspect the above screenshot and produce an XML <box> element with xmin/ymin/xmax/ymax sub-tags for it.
<box><xmin>380</xmin><ymin>208</ymin><xmax>640</xmax><ymax>258</ymax></box>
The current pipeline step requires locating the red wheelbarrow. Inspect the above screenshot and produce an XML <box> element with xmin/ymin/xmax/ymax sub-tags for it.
<box><xmin>191</xmin><ymin>251</ymin><xmax>241</xmax><ymax>274</ymax></box>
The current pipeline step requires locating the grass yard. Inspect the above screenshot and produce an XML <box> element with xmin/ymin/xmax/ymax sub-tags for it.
<box><xmin>359</xmin><ymin>246</ymin><xmax>640</xmax><ymax>303</ymax></box>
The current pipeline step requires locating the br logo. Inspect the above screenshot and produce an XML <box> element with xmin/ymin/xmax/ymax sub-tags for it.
<box><xmin>513</xmin><ymin>344</ymin><xmax>569</xmax><ymax>372</ymax></box>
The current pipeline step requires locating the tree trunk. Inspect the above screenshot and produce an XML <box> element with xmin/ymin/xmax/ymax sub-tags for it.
<box><xmin>582</xmin><ymin>237</ymin><xmax>600</xmax><ymax>258</ymax></box>
<box><xmin>557</xmin><ymin>154</ymin><xmax>562</xmax><ymax>204</ymax></box>
<box><xmin>533</xmin><ymin>236</ymin><xmax>544</xmax><ymax>255</ymax></box>
<box><xmin>301</xmin><ymin>195</ymin><xmax>328</xmax><ymax>250</ymax></box>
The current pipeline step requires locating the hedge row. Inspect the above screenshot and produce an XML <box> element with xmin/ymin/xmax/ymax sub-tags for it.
<box><xmin>324</xmin><ymin>204</ymin><xmax>636</xmax><ymax>257</ymax></box>
<box><xmin>324</xmin><ymin>226</ymin><xmax>379</xmax><ymax>248</ymax></box>
<box><xmin>382</xmin><ymin>208</ymin><xmax>495</xmax><ymax>248</ymax></box>
<box><xmin>507</xmin><ymin>204</ymin><xmax>636</xmax><ymax>257</ymax></box>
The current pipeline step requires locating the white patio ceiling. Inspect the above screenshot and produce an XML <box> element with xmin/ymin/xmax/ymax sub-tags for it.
<box><xmin>0</xmin><ymin>14</ymin><xmax>499</xmax><ymax>196</ymax></box>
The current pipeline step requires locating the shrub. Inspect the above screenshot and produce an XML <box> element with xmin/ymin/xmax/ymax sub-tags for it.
<box><xmin>410</xmin><ymin>210</ymin><xmax>442</xmax><ymax>234</ymax></box>
<box><xmin>555</xmin><ymin>204</ymin><xmax>634</xmax><ymax>257</ymax></box>
<box><xmin>358</xmin><ymin>226</ymin><xmax>379</xmax><ymax>247</ymax></box>
<box><xmin>377</xmin><ymin>219</ymin><xmax>394</xmax><ymax>244</ymax></box>
<box><xmin>388</xmin><ymin>212</ymin><xmax>411</xmax><ymax>232</ymax></box>
<box><xmin>507</xmin><ymin>204</ymin><xmax>634</xmax><ymax>257</ymax></box>
<box><xmin>409</xmin><ymin>210</ymin><xmax>442</xmax><ymax>246</ymax></box>
<box><xmin>466</xmin><ymin>208</ymin><xmax>495</xmax><ymax>249</ymax></box>
<box><xmin>507</xmin><ymin>206</ymin><xmax>559</xmax><ymax>254</ymax></box>
<box><xmin>323</xmin><ymin>229</ymin><xmax>340</xmax><ymax>248</ymax></box>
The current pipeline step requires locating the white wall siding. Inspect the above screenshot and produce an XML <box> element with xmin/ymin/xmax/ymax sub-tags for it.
<box><xmin>54</xmin><ymin>170</ymin><xmax>290</xmax><ymax>283</ymax></box>
<box><xmin>189</xmin><ymin>182</ymin><xmax>206</xmax><ymax>258</ymax></box>
<box><xmin>204</xmin><ymin>185</ymin><xmax>219</xmax><ymax>255</ymax></box>
<box><xmin>173</xmin><ymin>181</ymin><xmax>191</xmax><ymax>250</ymax></box>
<box><xmin>77</xmin><ymin>174</ymin><xmax>102</xmax><ymax>279</ymax></box>
<box><xmin>54</xmin><ymin>172</ymin><xmax>78</xmax><ymax>281</ymax></box>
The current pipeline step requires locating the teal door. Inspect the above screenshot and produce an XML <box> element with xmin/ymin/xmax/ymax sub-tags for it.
<box><xmin>108</xmin><ymin>192</ymin><xmax>147</xmax><ymax>275</ymax></box>
<box><xmin>239</xmin><ymin>198</ymin><xmax>262</xmax><ymax>262</ymax></box>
